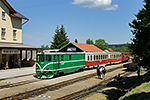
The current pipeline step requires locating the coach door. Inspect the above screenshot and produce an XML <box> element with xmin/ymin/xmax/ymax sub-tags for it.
<box><xmin>53</xmin><ymin>55</ymin><xmax>60</xmax><ymax>70</ymax></box>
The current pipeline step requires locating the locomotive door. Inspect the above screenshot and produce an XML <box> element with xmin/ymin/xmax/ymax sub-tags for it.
<box><xmin>53</xmin><ymin>55</ymin><xmax>60</xmax><ymax>70</ymax></box>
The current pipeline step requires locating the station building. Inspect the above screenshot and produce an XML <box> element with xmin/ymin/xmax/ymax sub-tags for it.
<box><xmin>0</xmin><ymin>0</ymin><xmax>40</xmax><ymax>69</ymax></box>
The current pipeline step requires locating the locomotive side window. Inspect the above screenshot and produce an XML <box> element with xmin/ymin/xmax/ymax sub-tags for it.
<box><xmin>57</xmin><ymin>55</ymin><xmax>59</xmax><ymax>61</ymax></box>
<box><xmin>46</xmin><ymin>55</ymin><xmax>51</xmax><ymax>61</ymax></box>
<box><xmin>54</xmin><ymin>55</ymin><xmax>56</xmax><ymax>61</ymax></box>
<box><xmin>37</xmin><ymin>55</ymin><xmax>40</xmax><ymax>61</ymax></box>
<box><xmin>61</xmin><ymin>55</ymin><xmax>63</xmax><ymax>61</ymax></box>
<box><xmin>69</xmin><ymin>55</ymin><xmax>71</xmax><ymax>60</ymax></box>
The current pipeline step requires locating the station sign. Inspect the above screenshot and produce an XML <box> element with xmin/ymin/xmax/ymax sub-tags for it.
<box><xmin>1</xmin><ymin>50</ymin><xmax>20</xmax><ymax>54</ymax></box>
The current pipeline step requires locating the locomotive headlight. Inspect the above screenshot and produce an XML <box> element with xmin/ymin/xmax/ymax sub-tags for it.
<box><xmin>47</xmin><ymin>67</ymin><xmax>49</xmax><ymax>70</ymax></box>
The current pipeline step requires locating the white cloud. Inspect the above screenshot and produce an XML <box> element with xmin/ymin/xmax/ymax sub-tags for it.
<box><xmin>72</xmin><ymin>0</ymin><xmax>118</xmax><ymax>11</ymax></box>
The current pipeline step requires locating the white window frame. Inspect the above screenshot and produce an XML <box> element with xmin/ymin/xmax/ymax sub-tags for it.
<box><xmin>13</xmin><ymin>30</ymin><xmax>17</xmax><ymax>40</ymax></box>
<box><xmin>1</xmin><ymin>28</ymin><xmax>6</xmax><ymax>39</ymax></box>
<box><xmin>2</xmin><ymin>12</ymin><xmax>6</xmax><ymax>20</ymax></box>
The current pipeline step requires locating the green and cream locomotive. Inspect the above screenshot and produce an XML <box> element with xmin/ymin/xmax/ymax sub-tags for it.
<box><xmin>36</xmin><ymin>52</ymin><xmax>85</xmax><ymax>78</ymax></box>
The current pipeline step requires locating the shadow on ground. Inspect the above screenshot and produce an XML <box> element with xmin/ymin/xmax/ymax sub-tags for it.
<box><xmin>100</xmin><ymin>69</ymin><xmax>150</xmax><ymax>100</ymax></box>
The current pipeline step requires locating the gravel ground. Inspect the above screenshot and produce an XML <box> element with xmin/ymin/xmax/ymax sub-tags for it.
<box><xmin>0</xmin><ymin>63</ymin><xmax>128</xmax><ymax>99</ymax></box>
<box><xmin>27</xmin><ymin>68</ymin><xmax>126</xmax><ymax>100</ymax></box>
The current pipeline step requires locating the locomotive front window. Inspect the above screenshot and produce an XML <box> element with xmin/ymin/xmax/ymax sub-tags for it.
<box><xmin>37</xmin><ymin>55</ymin><xmax>40</xmax><ymax>61</ymax></box>
<box><xmin>46</xmin><ymin>55</ymin><xmax>51</xmax><ymax>61</ymax></box>
<box><xmin>41</xmin><ymin>54</ymin><xmax>44</xmax><ymax>62</ymax></box>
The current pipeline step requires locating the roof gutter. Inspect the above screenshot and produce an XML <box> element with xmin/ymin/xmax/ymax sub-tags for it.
<box><xmin>22</xmin><ymin>19</ymin><xmax>29</xmax><ymax>25</ymax></box>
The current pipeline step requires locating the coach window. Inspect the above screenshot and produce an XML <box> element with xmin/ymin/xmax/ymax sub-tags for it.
<box><xmin>114</xmin><ymin>55</ymin><xmax>115</xmax><ymax>58</ymax></box>
<box><xmin>69</xmin><ymin>55</ymin><xmax>71</xmax><ymax>60</ymax></box>
<box><xmin>91</xmin><ymin>55</ymin><xmax>92</xmax><ymax>61</ymax></box>
<box><xmin>61</xmin><ymin>55</ymin><xmax>63</xmax><ymax>61</ymax></box>
<box><xmin>96</xmin><ymin>55</ymin><xmax>97</xmax><ymax>60</ymax></box>
<box><xmin>88</xmin><ymin>56</ymin><xmax>89</xmax><ymax>61</ymax></box>
<box><xmin>94</xmin><ymin>55</ymin><xmax>95</xmax><ymax>60</ymax></box>
<box><xmin>46</xmin><ymin>55</ymin><xmax>51</xmax><ymax>61</ymax></box>
<box><xmin>101</xmin><ymin>55</ymin><xmax>102</xmax><ymax>60</ymax></box>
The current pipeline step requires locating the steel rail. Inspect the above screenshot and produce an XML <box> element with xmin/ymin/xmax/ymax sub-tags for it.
<box><xmin>0</xmin><ymin>79</ymin><xmax>40</xmax><ymax>89</ymax></box>
<box><xmin>55</xmin><ymin>71</ymin><xmax>133</xmax><ymax>100</ymax></box>
<box><xmin>0</xmin><ymin>65</ymin><xmax>124</xmax><ymax>100</ymax></box>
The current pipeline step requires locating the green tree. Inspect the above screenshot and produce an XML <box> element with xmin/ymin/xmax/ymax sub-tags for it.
<box><xmin>129</xmin><ymin>0</ymin><xmax>150</xmax><ymax>66</ymax></box>
<box><xmin>75</xmin><ymin>39</ymin><xmax>78</xmax><ymax>43</ymax></box>
<box><xmin>94</xmin><ymin>39</ymin><xmax>108</xmax><ymax>50</ymax></box>
<box><xmin>38</xmin><ymin>44</ymin><xmax>50</xmax><ymax>52</ymax></box>
<box><xmin>50</xmin><ymin>25</ymin><xmax>69</xmax><ymax>49</ymax></box>
<box><xmin>86</xmin><ymin>38</ymin><xmax>93</xmax><ymax>44</ymax></box>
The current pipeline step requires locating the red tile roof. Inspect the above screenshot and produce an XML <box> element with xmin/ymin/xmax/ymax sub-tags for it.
<box><xmin>108</xmin><ymin>48</ymin><xmax>113</xmax><ymax>51</ymax></box>
<box><xmin>71</xmin><ymin>42</ymin><xmax>103</xmax><ymax>52</ymax></box>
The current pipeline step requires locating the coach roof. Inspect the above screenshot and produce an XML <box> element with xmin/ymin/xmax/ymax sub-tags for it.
<box><xmin>59</xmin><ymin>42</ymin><xmax>103</xmax><ymax>52</ymax></box>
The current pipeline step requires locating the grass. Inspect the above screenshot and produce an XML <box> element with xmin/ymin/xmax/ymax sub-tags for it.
<box><xmin>83</xmin><ymin>68</ymin><xmax>150</xmax><ymax>100</ymax></box>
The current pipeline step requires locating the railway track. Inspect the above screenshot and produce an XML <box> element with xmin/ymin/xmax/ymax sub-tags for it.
<box><xmin>55</xmin><ymin>71</ymin><xmax>134</xmax><ymax>100</ymax></box>
<box><xmin>0</xmin><ymin>65</ymin><xmax>124</xmax><ymax>100</ymax></box>
<box><xmin>0</xmin><ymin>79</ymin><xmax>40</xmax><ymax>89</ymax></box>
<box><xmin>0</xmin><ymin>65</ymin><xmax>123</xmax><ymax>90</ymax></box>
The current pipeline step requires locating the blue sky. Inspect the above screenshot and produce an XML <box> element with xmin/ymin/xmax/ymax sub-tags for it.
<box><xmin>8</xmin><ymin>0</ymin><xmax>144</xmax><ymax>47</ymax></box>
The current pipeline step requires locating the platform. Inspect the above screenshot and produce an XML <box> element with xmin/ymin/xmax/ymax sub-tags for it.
<box><xmin>0</xmin><ymin>65</ymin><xmax>35</xmax><ymax>80</ymax></box>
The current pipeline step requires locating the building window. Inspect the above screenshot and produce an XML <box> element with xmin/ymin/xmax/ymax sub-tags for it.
<box><xmin>13</xmin><ymin>30</ymin><xmax>17</xmax><ymax>41</ymax></box>
<box><xmin>1</xmin><ymin>28</ymin><xmax>6</xmax><ymax>40</ymax></box>
<box><xmin>2</xmin><ymin>12</ymin><xmax>6</xmax><ymax>20</ymax></box>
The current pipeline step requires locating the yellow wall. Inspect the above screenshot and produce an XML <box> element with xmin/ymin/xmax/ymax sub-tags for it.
<box><xmin>0</xmin><ymin>1</ymin><xmax>22</xmax><ymax>43</ymax></box>
<box><xmin>0</xmin><ymin>50</ymin><xmax>2</xmax><ymax>68</ymax></box>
